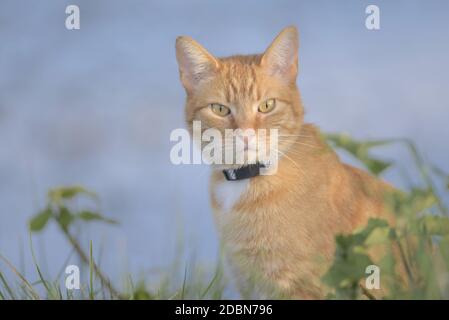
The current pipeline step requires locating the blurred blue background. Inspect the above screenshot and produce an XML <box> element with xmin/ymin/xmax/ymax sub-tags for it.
<box><xmin>1</xmin><ymin>0</ymin><xmax>448</xmax><ymax>290</ymax></box>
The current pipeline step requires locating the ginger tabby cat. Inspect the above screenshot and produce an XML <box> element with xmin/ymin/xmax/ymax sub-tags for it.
<box><xmin>175</xmin><ymin>26</ymin><xmax>394</xmax><ymax>299</ymax></box>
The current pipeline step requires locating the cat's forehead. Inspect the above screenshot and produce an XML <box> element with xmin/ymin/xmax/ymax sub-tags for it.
<box><xmin>216</xmin><ymin>55</ymin><xmax>264</xmax><ymax>104</ymax></box>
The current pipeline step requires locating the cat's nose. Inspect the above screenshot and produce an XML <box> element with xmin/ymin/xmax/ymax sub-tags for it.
<box><xmin>237</xmin><ymin>129</ymin><xmax>257</xmax><ymax>150</ymax></box>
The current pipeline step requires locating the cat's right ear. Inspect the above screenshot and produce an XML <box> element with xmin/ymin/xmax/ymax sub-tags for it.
<box><xmin>175</xmin><ymin>36</ymin><xmax>219</xmax><ymax>93</ymax></box>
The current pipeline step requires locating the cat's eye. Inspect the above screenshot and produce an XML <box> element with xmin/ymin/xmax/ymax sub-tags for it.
<box><xmin>210</xmin><ymin>103</ymin><xmax>231</xmax><ymax>117</ymax></box>
<box><xmin>258</xmin><ymin>99</ymin><xmax>276</xmax><ymax>113</ymax></box>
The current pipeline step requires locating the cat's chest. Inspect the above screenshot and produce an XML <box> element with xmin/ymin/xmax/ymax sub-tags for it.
<box><xmin>213</xmin><ymin>179</ymin><xmax>250</xmax><ymax>213</ymax></box>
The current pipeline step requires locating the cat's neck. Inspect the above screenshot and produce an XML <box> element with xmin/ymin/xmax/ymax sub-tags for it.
<box><xmin>210</xmin><ymin>123</ymin><xmax>339</xmax><ymax>210</ymax></box>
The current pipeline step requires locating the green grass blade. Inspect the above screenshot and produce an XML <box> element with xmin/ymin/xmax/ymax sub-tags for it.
<box><xmin>200</xmin><ymin>271</ymin><xmax>219</xmax><ymax>299</ymax></box>
<box><xmin>0</xmin><ymin>253</ymin><xmax>40</xmax><ymax>299</ymax></box>
<box><xmin>29</xmin><ymin>233</ymin><xmax>52</xmax><ymax>296</ymax></box>
<box><xmin>0</xmin><ymin>270</ymin><xmax>15</xmax><ymax>300</ymax></box>
<box><xmin>180</xmin><ymin>264</ymin><xmax>188</xmax><ymax>300</ymax></box>
<box><xmin>89</xmin><ymin>240</ymin><xmax>94</xmax><ymax>300</ymax></box>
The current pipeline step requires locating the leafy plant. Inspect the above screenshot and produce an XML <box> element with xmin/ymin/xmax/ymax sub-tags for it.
<box><xmin>29</xmin><ymin>186</ymin><xmax>116</xmax><ymax>233</ymax></box>
<box><xmin>323</xmin><ymin>134</ymin><xmax>449</xmax><ymax>299</ymax></box>
<box><xmin>28</xmin><ymin>186</ymin><xmax>122</xmax><ymax>299</ymax></box>
<box><xmin>1</xmin><ymin>186</ymin><xmax>226</xmax><ymax>300</ymax></box>
<box><xmin>2</xmin><ymin>135</ymin><xmax>448</xmax><ymax>300</ymax></box>
<box><xmin>326</xmin><ymin>133</ymin><xmax>393</xmax><ymax>175</ymax></box>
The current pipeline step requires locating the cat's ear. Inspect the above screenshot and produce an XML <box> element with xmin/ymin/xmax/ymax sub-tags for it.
<box><xmin>261</xmin><ymin>26</ymin><xmax>299</xmax><ymax>83</ymax></box>
<box><xmin>176</xmin><ymin>36</ymin><xmax>219</xmax><ymax>93</ymax></box>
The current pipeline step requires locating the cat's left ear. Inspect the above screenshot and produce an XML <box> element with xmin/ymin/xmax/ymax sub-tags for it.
<box><xmin>261</xmin><ymin>26</ymin><xmax>299</xmax><ymax>83</ymax></box>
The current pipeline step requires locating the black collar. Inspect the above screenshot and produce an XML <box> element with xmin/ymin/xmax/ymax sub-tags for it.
<box><xmin>222</xmin><ymin>163</ymin><xmax>265</xmax><ymax>181</ymax></box>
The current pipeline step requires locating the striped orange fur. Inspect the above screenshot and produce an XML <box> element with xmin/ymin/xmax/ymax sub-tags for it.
<box><xmin>176</xmin><ymin>26</ymin><xmax>394</xmax><ymax>299</ymax></box>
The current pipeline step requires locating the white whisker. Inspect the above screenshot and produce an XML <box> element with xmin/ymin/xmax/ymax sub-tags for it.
<box><xmin>278</xmin><ymin>139</ymin><xmax>320</xmax><ymax>149</ymax></box>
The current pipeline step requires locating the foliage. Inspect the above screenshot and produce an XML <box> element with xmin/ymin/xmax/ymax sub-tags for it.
<box><xmin>1</xmin><ymin>186</ymin><xmax>225</xmax><ymax>300</ymax></box>
<box><xmin>29</xmin><ymin>186</ymin><xmax>116</xmax><ymax>233</ymax></box>
<box><xmin>323</xmin><ymin>134</ymin><xmax>449</xmax><ymax>299</ymax></box>
<box><xmin>1</xmin><ymin>135</ymin><xmax>448</xmax><ymax>300</ymax></box>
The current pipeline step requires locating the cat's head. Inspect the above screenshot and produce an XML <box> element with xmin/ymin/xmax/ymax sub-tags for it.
<box><xmin>175</xmin><ymin>26</ymin><xmax>303</xmax><ymax>169</ymax></box>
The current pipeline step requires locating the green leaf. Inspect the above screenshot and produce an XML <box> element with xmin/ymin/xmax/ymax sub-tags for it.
<box><xmin>29</xmin><ymin>208</ymin><xmax>52</xmax><ymax>232</ymax></box>
<box><xmin>364</xmin><ymin>226</ymin><xmax>392</xmax><ymax>246</ymax></box>
<box><xmin>58</xmin><ymin>207</ymin><xmax>75</xmax><ymax>230</ymax></box>
<box><xmin>353</xmin><ymin>218</ymin><xmax>390</xmax><ymax>244</ymax></box>
<box><xmin>132</xmin><ymin>282</ymin><xmax>154</xmax><ymax>300</ymax></box>
<box><xmin>48</xmin><ymin>186</ymin><xmax>97</xmax><ymax>204</ymax></box>
<box><xmin>364</xmin><ymin>158</ymin><xmax>392</xmax><ymax>176</ymax></box>
<box><xmin>410</xmin><ymin>189</ymin><xmax>438</xmax><ymax>211</ymax></box>
<box><xmin>325</xmin><ymin>133</ymin><xmax>393</xmax><ymax>176</ymax></box>
<box><xmin>322</xmin><ymin>218</ymin><xmax>392</xmax><ymax>298</ymax></box>
<box><xmin>322</xmin><ymin>251</ymin><xmax>372</xmax><ymax>288</ymax></box>
<box><xmin>419</xmin><ymin>215</ymin><xmax>449</xmax><ymax>236</ymax></box>
<box><xmin>384</xmin><ymin>188</ymin><xmax>437</xmax><ymax>218</ymax></box>
<box><xmin>78</xmin><ymin>211</ymin><xmax>117</xmax><ymax>224</ymax></box>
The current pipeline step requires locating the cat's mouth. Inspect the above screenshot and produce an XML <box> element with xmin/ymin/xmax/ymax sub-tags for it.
<box><xmin>201</xmin><ymin>138</ymin><xmax>279</xmax><ymax>171</ymax></box>
<box><xmin>217</xmin><ymin>148</ymin><xmax>269</xmax><ymax>168</ymax></box>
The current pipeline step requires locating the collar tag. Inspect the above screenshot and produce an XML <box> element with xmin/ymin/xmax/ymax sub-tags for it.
<box><xmin>222</xmin><ymin>163</ymin><xmax>265</xmax><ymax>181</ymax></box>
